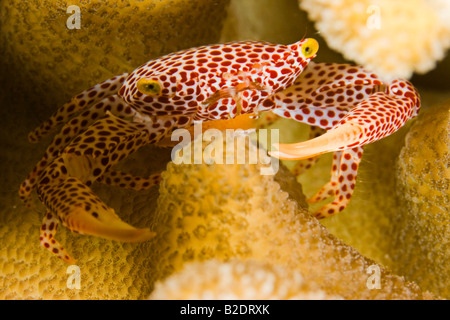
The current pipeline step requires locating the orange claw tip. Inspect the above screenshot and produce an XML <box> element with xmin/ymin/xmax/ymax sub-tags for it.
<box><xmin>66</xmin><ymin>205</ymin><xmax>156</xmax><ymax>243</ymax></box>
<box><xmin>270</xmin><ymin>122</ymin><xmax>365</xmax><ymax>160</ymax></box>
<box><xmin>87</xmin><ymin>222</ymin><xmax>157</xmax><ymax>243</ymax></box>
<box><xmin>116</xmin><ymin>228</ymin><xmax>156</xmax><ymax>243</ymax></box>
<box><xmin>269</xmin><ymin>142</ymin><xmax>329</xmax><ymax>160</ymax></box>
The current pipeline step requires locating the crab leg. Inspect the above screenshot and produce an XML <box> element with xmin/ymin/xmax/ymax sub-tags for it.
<box><xmin>40</xmin><ymin>210</ymin><xmax>77</xmax><ymax>264</ymax></box>
<box><xmin>267</xmin><ymin>62</ymin><xmax>420</xmax><ymax>217</ymax></box>
<box><xmin>255</xmin><ymin>111</ymin><xmax>281</xmax><ymax>129</ymax></box>
<box><xmin>28</xmin><ymin>73</ymin><xmax>128</xmax><ymax>143</ymax></box>
<box><xmin>38</xmin><ymin>161</ymin><xmax>156</xmax><ymax>244</ymax></box>
<box><xmin>308</xmin><ymin>147</ymin><xmax>363</xmax><ymax>218</ymax></box>
<box><xmin>34</xmin><ymin>112</ymin><xmax>190</xmax><ymax>261</ymax></box>
<box><xmin>97</xmin><ymin>170</ymin><xmax>162</xmax><ymax>191</ymax></box>
<box><xmin>256</xmin><ymin>113</ymin><xmax>325</xmax><ymax>176</ymax></box>
<box><xmin>19</xmin><ymin>95</ymin><xmax>136</xmax><ymax>207</ymax></box>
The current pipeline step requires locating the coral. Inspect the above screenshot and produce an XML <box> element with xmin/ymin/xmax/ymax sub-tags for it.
<box><xmin>145</xmin><ymin>132</ymin><xmax>434</xmax><ymax>299</ymax></box>
<box><xmin>220</xmin><ymin>0</ymin><xmax>346</xmax><ymax>64</ymax></box>
<box><xmin>307</xmin><ymin>99</ymin><xmax>450</xmax><ymax>299</ymax></box>
<box><xmin>0</xmin><ymin>49</ymin><xmax>170</xmax><ymax>301</ymax></box>
<box><xmin>0</xmin><ymin>0</ymin><xmax>229</xmax><ymax>299</ymax></box>
<box><xmin>1</xmin><ymin>0</ymin><xmax>447</xmax><ymax>300</ymax></box>
<box><xmin>221</xmin><ymin>0</ymin><xmax>450</xmax><ymax>89</ymax></box>
<box><xmin>220</xmin><ymin>1</ymin><xmax>449</xmax><ymax>295</ymax></box>
<box><xmin>299</xmin><ymin>0</ymin><xmax>450</xmax><ymax>80</ymax></box>
<box><xmin>150</xmin><ymin>259</ymin><xmax>341</xmax><ymax>300</ymax></box>
<box><xmin>0</xmin><ymin>105</ymin><xmax>436</xmax><ymax>299</ymax></box>
<box><xmin>307</xmin><ymin>121</ymin><xmax>413</xmax><ymax>269</ymax></box>
<box><xmin>0</xmin><ymin>0</ymin><xmax>230</xmax><ymax>115</ymax></box>
<box><xmin>393</xmin><ymin>101</ymin><xmax>450</xmax><ymax>297</ymax></box>
<box><xmin>221</xmin><ymin>0</ymin><xmax>309</xmax><ymax>44</ymax></box>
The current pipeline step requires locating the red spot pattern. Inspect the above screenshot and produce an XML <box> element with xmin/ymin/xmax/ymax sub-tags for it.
<box><xmin>118</xmin><ymin>39</ymin><xmax>314</xmax><ymax>120</ymax></box>
<box><xmin>20</xmin><ymin>39</ymin><xmax>420</xmax><ymax>263</ymax></box>
<box><xmin>307</xmin><ymin>147</ymin><xmax>363</xmax><ymax>218</ymax></box>
<box><xmin>268</xmin><ymin>62</ymin><xmax>420</xmax><ymax>218</ymax></box>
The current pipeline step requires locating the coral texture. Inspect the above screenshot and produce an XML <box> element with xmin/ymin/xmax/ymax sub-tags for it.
<box><xmin>299</xmin><ymin>0</ymin><xmax>450</xmax><ymax>80</ymax></box>
<box><xmin>220</xmin><ymin>1</ymin><xmax>449</xmax><ymax>297</ymax></box>
<box><xmin>393</xmin><ymin>101</ymin><xmax>449</xmax><ymax>298</ymax></box>
<box><xmin>221</xmin><ymin>0</ymin><xmax>346</xmax><ymax>64</ymax></box>
<box><xmin>313</xmin><ymin>100</ymin><xmax>449</xmax><ymax>299</ymax></box>
<box><xmin>0</xmin><ymin>115</ymin><xmax>171</xmax><ymax>300</ymax></box>
<box><xmin>1</xmin><ymin>0</ymin><xmax>447</xmax><ymax>300</ymax></box>
<box><xmin>150</xmin><ymin>259</ymin><xmax>341</xmax><ymax>300</ymax></box>
<box><xmin>0</xmin><ymin>108</ymin><xmax>436</xmax><ymax>299</ymax></box>
<box><xmin>145</xmin><ymin>132</ymin><xmax>434</xmax><ymax>299</ymax></box>
<box><xmin>0</xmin><ymin>0</ymin><xmax>229</xmax><ymax>299</ymax></box>
<box><xmin>0</xmin><ymin>0</ymin><xmax>230</xmax><ymax>115</ymax></box>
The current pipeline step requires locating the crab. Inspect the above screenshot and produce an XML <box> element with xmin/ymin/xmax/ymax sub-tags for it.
<box><xmin>19</xmin><ymin>38</ymin><xmax>420</xmax><ymax>263</ymax></box>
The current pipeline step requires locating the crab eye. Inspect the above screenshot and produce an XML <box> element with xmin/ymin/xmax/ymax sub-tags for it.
<box><xmin>301</xmin><ymin>38</ymin><xmax>319</xmax><ymax>59</ymax></box>
<box><xmin>136</xmin><ymin>78</ymin><xmax>162</xmax><ymax>95</ymax></box>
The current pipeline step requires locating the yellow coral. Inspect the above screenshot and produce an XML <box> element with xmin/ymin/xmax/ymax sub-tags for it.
<box><xmin>221</xmin><ymin>0</ymin><xmax>309</xmax><ymax>44</ymax></box>
<box><xmin>145</xmin><ymin>132</ymin><xmax>434</xmax><ymax>299</ymax></box>
<box><xmin>299</xmin><ymin>0</ymin><xmax>450</xmax><ymax>80</ymax></box>
<box><xmin>0</xmin><ymin>0</ymin><xmax>229</xmax><ymax>299</ymax></box>
<box><xmin>0</xmin><ymin>140</ymin><xmax>170</xmax><ymax>299</ymax></box>
<box><xmin>0</xmin><ymin>117</ymin><xmax>436</xmax><ymax>299</ymax></box>
<box><xmin>0</xmin><ymin>0</ymin><xmax>230</xmax><ymax>115</ymax></box>
<box><xmin>221</xmin><ymin>0</ymin><xmax>346</xmax><ymax>64</ymax></box>
<box><xmin>393</xmin><ymin>101</ymin><xmax>450</xmax><ymax>297</ymax></box>
<box><xmin>1</xmin><ymin>0</ymin><xmax>445</xmax><ymax>301</ymax></box>
<box><xmin>309</xmin><ymin>99</ymin><xmax>450</xmax><ymax>299</ymax></box>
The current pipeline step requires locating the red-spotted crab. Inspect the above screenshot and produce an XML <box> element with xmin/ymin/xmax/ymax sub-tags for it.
<box><xmin>19</xmin><ymin>38</ymin><xmax>420</xmax><ymax>263</ymax></box>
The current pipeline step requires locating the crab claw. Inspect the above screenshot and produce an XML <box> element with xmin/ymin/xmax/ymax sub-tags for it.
<box><xmin>35</xmin><ymin>155</ymin><xmax>155</xmax><ymax>263</ymax></box>
<box><xmin>48</xmin><ymin>152</ymin><xmax>156</xmax><ymax>239</ymax></box>
<box><xmin>270</xmin><ymin>122</ymin><xmax>362</xmax><ymax>160</ymax></box>
<box><xmin>38</xmin><ymin>175</ymin><xmax>155</xmax><ymax>243</ymax></box>
<box><xmin>271</xmin><ymin>79</ymin><xmax>420</xmax><ymax>161</ymax></box>
<box><xmin>66</xmin><ymin>202</ymin><xmax>155</xmax><ymax>243</ymax></box>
